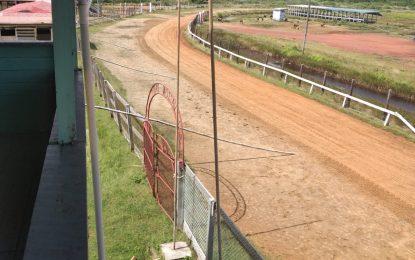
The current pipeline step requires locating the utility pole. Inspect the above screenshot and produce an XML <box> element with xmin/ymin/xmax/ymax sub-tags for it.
<box><xmin>208</xmin><ymin>1</ymin><xmax>223</xmax><ymax>259</ymax></box>
<box><xmin>302</xmin><ymin>0</ymin><xmax>311</xmax><ymax>54</ymax></box>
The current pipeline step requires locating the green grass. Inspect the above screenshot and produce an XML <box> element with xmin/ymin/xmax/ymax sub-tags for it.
<box><xmin>87</xmin><ymin>92</ymin><xmax>175</xmax><ymax>259</ymax></box>
<box><xmin>220</xmin><ymin>8</ymin><xmax>415</xmax><ymax>37</ymax></box>
<box><xmin>343</xmin><ymin>10</ymin><xmax>415</xmax><ymax>37</ymax></box>
<box><xmin>185</xmin><ymin>32</ymin><xmax>415</xmax><ymax>142</ymax></box>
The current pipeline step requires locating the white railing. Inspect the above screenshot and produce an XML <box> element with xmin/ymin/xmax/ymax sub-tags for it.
<box><xmin>187</xmin><ymin>12</ymin><xmax>415</xmax><ymax>136</ymax></box>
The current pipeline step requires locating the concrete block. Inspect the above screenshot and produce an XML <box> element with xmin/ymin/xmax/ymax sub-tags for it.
<box><xmin>160</xmin><ymin>241</ymin><xmax>192</xmax><ymax>260</ymax></box>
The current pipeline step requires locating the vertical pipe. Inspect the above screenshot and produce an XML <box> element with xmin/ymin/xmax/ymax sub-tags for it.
<box><xmin>208</xmin><ymin>1</ymin><xmax>222</xmax><ymax>259</ymax></box>
<box><xmin>173</xmin><ymin>0</ymin><xmax>181</xmax><ymax>250</ymax></box>
<box><xmin>78</xmin><ymin>1</ymin><xmax>106</xmax><ymax>259</ymax></box>
<box><xmin>301</xmin><ymin>0</ymin><xmax>311</xmax><ymax>54</ymax></box>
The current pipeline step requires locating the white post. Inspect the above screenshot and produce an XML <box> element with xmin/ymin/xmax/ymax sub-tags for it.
<box><xmin>149</xmin><ymin>2</ymin><xmax>152</xmax><ymax>13</ymax></box>
<box><xmin>140</xmin><ymin>3</ymin><xmax>143</xmax><ymax>13</ymax></box>
<box><xmin>384</xmin><ymin>113</ymin><xmax>391</xmax><ymax>126</ymax></box>
<box><xmin>309</xmin><ymin>84</ymin><xmax>314</xmax><ymax>94</ymax></box>
<box><xmin>78</xmin><ymin>0</ymin><xmax>106</xmax><ymax>259</ymax></box>
<box><xmin>342</xmin><ymin>97</ymin><xmax>348</xmax><ymax>108</ymax></box>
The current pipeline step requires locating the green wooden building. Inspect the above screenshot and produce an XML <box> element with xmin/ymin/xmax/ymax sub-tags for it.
<box><xmin>0</xmin><ymin>0</ymin><xmax>87</xmax><ymax>259</ymax></box>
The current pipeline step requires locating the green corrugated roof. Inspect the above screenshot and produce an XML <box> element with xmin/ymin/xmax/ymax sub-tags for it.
<box><xmin>288</xmin><ymin>5</ymin><xmax>382</xmax><ymax>15</ymax></box>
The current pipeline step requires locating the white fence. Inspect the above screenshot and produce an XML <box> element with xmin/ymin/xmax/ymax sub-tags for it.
<box><xmin>187</xmin><ymin>12</ymin><xmax>415</xmax><ymax>136</ymax></box>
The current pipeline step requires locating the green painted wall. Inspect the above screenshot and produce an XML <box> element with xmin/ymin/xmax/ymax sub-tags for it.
<box><xmin>0</xmin><ymin>42</ymin><xmax>55</xmax><ymax>133</ymax></box>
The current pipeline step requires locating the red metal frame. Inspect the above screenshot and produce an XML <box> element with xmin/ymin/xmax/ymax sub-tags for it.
<box><xmin>143</xmin><ymin>83</ymin><xmax>184</xmax><ymax>221</ymax></box>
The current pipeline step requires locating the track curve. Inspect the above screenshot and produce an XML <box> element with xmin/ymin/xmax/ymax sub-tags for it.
<box><xmin>145</xmin><ymin>15</ymin><xmax>415</xmax><ymax>216</ymax></box>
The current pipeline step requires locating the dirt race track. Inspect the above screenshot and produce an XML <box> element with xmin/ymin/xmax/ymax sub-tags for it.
<box><xmin>94</xmin><ymin>14</ymin><xmax>415</xmax><ymax>258</ymax></box>
<box><xmin>215</xmin><ymin>23</ymin><xmax>415</xmax><ymax>59</ymax></box>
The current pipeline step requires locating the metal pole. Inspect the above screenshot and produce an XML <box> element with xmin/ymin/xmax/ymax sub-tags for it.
<box><xmin>208</xmin><ymin>1</ymin><xmax>222</xmax><ymax>259</ymax></box>
<box><xmin>78</xmin><ymin>1</ymin><xmax>106</xmax><ymax>259</ymax></box>
<box><xmin>302</xmin><ymin>0</ymin><xmax>311</xmax><ymax>54</ymax></box>
<box><xmin>173</xmin><ymin>0</ymin><xmax>181</xmax><ymax>250</ymax></box>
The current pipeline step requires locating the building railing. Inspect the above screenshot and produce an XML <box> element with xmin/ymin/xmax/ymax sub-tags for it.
<box><xmin>187</xmin><ymin>12</ymin><xmax>415</xmax><ymax>136</ymax></box>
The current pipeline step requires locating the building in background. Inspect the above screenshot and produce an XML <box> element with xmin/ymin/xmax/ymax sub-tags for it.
<box><xmin>0</xmin><ymin>0</ymin><xmax>52</xmax><ymax>41</ymax></box>
<box><xmin>287</xmin><ymin>5</ymin><xmax>381</xmax><ymax>23</ymax></box>
<box><xmin>272</xmin><ymin>8</ymin><xmax>287</xmax><ymax>21</ymax></box>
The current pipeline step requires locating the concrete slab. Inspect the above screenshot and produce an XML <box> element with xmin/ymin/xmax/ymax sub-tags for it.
<box><xmin>160</xmin><ymin>241</ymin><xmax>192</xmax><ymax>260</ymax></box>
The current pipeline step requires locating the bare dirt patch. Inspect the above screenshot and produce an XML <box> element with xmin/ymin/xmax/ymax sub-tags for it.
<box><xmin>93</xmin><ymin>15</ymin><xmax>415</xmax><ymax>259</ymax></box>
<box><xmin>215</xmin><ymin>22</ymin><xmax>415</xmax><ymax>59</ymax></box>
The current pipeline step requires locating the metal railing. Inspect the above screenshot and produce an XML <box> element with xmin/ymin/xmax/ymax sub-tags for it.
<box><xmin>187</xmin><ymin>12</ymin><xmax>415</xmax><ymax>136</ymax></box>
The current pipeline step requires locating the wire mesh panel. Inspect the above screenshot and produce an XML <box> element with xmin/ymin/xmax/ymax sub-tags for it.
<box><xmin>212</xmin><ymin>209</ymin><xmax>264</xmax><ymax>260</ymax></box>
<box><xmin>182</xmin><ymin>166</ymin><xmax>215</xmax><ymax>259</ymax></box>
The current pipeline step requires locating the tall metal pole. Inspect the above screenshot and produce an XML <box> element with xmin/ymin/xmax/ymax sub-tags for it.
<box><xmin>302</xmin><ymin>0</ymin><xmax>311</xmax><ymax>54</ymax></box>
<box><xmin>208</xmin><ymin>1</ymin><xmax>222</xmax><ymax>259</ymax></box>
<box><xmin>78</xmin><ymin>1</ymin><xmax>106</xmax><ymax>259</ymax></box>
<box><xmin>173</xmin><ymin>0</ymin><xmax>181</xmax><ymax>250</ymax></box>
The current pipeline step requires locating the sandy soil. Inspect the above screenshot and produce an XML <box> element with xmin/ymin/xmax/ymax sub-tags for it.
<box><xmin>215</xmin><ymin>22</ymin><xmax>415</xmax><ymax>59</ymax></box>
<box><xmin>93</xmin><ymin>15</ymin><xmax>415</xmax><ymax>259</ymax></box>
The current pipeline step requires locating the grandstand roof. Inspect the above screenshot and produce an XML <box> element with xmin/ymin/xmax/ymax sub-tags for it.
<box><xmin>287</xmin><ymin>5</ymin><xmax>381</xmax><ymax>16</ymax></box>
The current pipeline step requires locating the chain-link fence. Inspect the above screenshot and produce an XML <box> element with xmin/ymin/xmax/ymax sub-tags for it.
<box><xmin>182</xmin><ymin>165</ymin><xmax>215</xmax><ymax>259</ymax></box>
<box><xmin>181</xmin><ymin>166</ymin><xmax>263</xmax><ymax>259</ymax></box>
<box><xmin>212</xmin><ymin>209</ymin><xmax>263</xmax><ymax>260</ymax></box>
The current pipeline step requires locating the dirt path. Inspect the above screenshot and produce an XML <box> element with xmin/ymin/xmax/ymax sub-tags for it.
<box><xmin>215</xmin><ymin>22</ymin><xmax>415</xmax><ymax>59</ymax></box>
<box><xmin>93</xmin><ymin>16</ymin><xmax>415</xmax><ymax>259</ymax></box>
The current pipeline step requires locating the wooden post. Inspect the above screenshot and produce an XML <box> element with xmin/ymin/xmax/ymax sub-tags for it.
<box><xmin>126</xmin><ymin>104</ymin><xmax>134</xmax><ymax>151</ymax></box>
<box><xmin>280</xmin><ymin>59</ymin><xmax>285</xmax><ymax>78</ymax></box>
<box><xmin>298</xmin><ymin>64</ymin><xmax>304</xmax><ymax>87</ymax></box>
<box><xmin>322</xmin><ymin>70</ymin><xmax>327</xmax><ymax>93</ymax></box>
<box><xmin>262</xmin><ymin>54</ymin><xmax>269</xmax><ymax>76</ymax></box>
<box><xmin>342</xmin><ymin>79</ymin><xmax>355</xmax><ymax>108</ymax></box>
<box><xmin>104</xmin><ymin>82</ymin><xmax>110</xmax><ymax>113</ymax></box>
<box><xmin>112</xmin><ymin>91</ymin><xmax>122</xmax><ymax>131</ymax></box>
<box><xmin>383</xmin><ymin>89</ymin><xmax>392</xmax><ymax>122</ymax></box>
